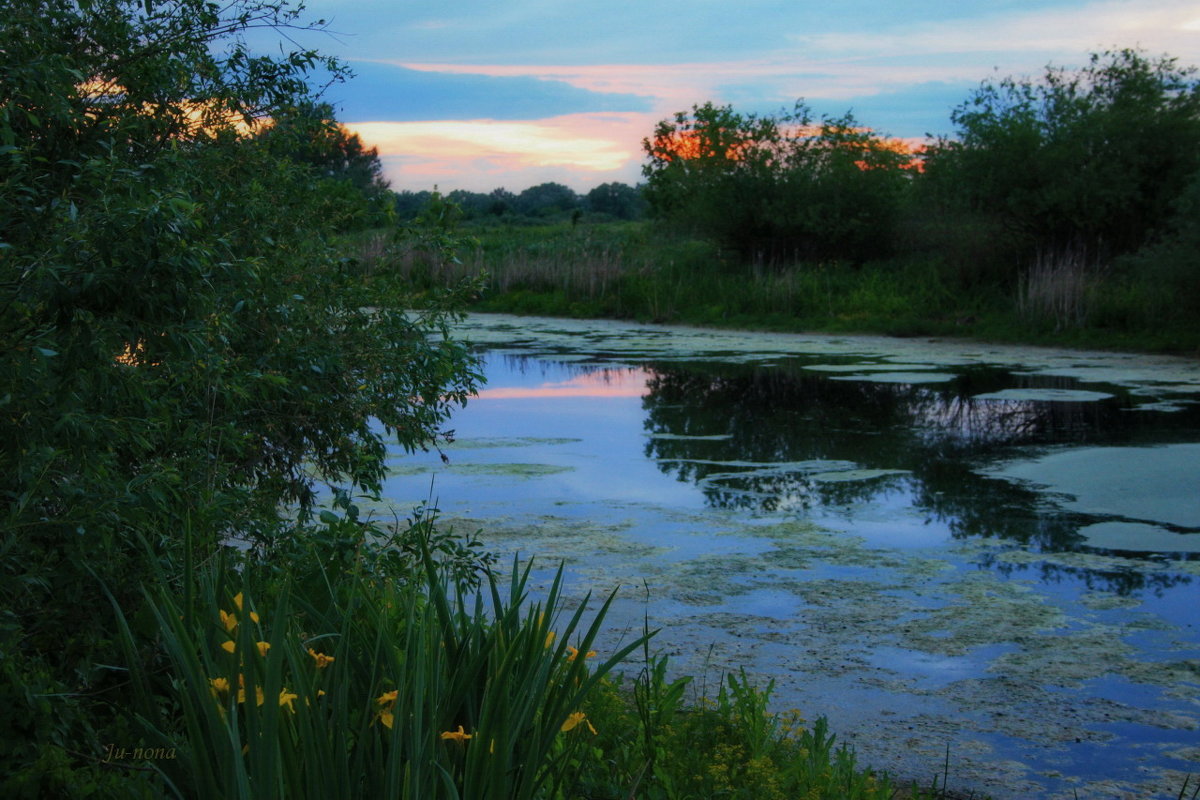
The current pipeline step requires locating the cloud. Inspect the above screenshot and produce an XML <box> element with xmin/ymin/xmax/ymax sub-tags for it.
<box><xmin>327</xmin><ymin>61</ymin><xmax>652</xmax><ymax>122</ymax></box>
<box><xmin>345</xmin><ymin>113</ymin><xmax>654</xmax><ymax>191</ymax></box>
<box><xmin>386</xmin><ymin>0</ymin><xmax>1200</xmax><ymax>113</ymax></box>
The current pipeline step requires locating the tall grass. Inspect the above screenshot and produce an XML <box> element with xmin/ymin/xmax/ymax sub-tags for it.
<box><xmin>107</xmin><ymin>509</ymin><xmax>947</xmax><ymax>799</ymax></box>
<box><xmin>117</xmin><ymin>534</ymin><xmax>643</xmax><ymax>799</ymax></box>
<box><xmin>346</xmin><ymin>219</ymin><xmax>1198</xmax><ymax>353</ymax></box>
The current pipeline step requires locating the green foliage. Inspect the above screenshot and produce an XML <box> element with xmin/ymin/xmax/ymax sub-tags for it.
<box><xmin>115</xmin><ymin>517</ymin><xmax>646</xmax><ymax>800</ymax></box>
<box><xmin>568</xmin><ymin>653</ymin><xmax>905</xmax><ymax>800</ymax></box>
<box><xmin>923</xmin><ymin>48</ymin><xmax>1200</xmax><ymax>269</ymax></box>
<box><xmin>585</xmin><ymin>182</ymin><xmax>647</xmax><ymax>220</ymax></box>
<box><xmin>642</xmin><ymin>101</ymin><xmax>913</xmax><ymax>263</ymax></box>
<box><xmin>0</xmin><ymin>2</ymin><xmax>479</xmax><ymax>790</ymax></box>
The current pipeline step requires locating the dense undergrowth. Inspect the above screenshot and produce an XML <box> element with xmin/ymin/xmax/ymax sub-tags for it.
<box><xmin>351</xmin><ymin>219</ymin><xmax>1200</xmax><ymax>355</ymax></box>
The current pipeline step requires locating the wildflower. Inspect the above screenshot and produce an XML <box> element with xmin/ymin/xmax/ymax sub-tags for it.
<box><xmin>220</xmin><ymin>609</ymin><xmax>238</xmax><ymax>633</ymax></box>
<box><xmin>238</xmin><ymin>685</ymin><xmax>265</xmax><ymax>706</ymax></box>
<box><xmin>566</xmin><ymin>646</ymin><xmax>596</xmax><ymax>662</ymax></box>
<box><xmin>376</xmin><ymin>690</ymin><xmax>398</xmax><ymax>729</ymax></box>
<box><xmin>561</xmin><ymin>711</ymin><xmax>597</xmax><ymax>735</ymax></box>
<box><xmin>440</xmin><ymin>725</ymin><xmax>472</xmax><ymax>743</ymax></box>
<box><xmin>209</xmin><ymin>677</ymin><xmax>230</xmax><ymax>697</ymax></box>
<box><xmin>544</xmin><ymin>630</ymin><xmax>556</xmax><ymax>648</ymax></box>
<box><xmin>220</xmin><ymin>640</ymin><xmax>236</xmax><ymax>654</ymax></box>
<box><xmin>278</xmin><ymin>689</ymin><xmax>298</xmax><ymax>713</ymax></box>
<box><xmin>233</xmin><ymin>592</ymin><xmax>260</xmax><ymax>622</ymax></box>
<box><xmin>307</xmin><ymin>648</ymin><xmax>335</xmax><ymax>669</ymax></box>
<box><xmin>256</xmin><ymin>641</ymin><xmax>270</xmax><ymax>657</ymax></box>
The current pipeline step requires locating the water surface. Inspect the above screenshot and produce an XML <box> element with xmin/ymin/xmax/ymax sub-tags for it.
<box><xmin>381</xmin><ymin>314</ymin><xmax>1200</xmax><ymax>799</ymax></box>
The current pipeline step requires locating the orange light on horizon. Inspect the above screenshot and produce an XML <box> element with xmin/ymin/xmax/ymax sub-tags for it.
<box><xmin>474</xmin><ymin>367</ymin><xmax>651</xmax><ymax>399</ymax></box>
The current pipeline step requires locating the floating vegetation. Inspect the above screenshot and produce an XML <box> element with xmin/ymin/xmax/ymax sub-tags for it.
<box><xmin>829</xmin><ymin>372</ymin><xmax>958</xmax><ymax>384</ymax></box>
<box><xmin>972</xmin><ymin>388</ymin><xmax>1114</xmax><ymax>401</ymax></box>
<box><xmin>1078</xmin><ymin>521</ymin><xmax>1200</xmax><ymax>554</ymax></box>
<box><xmin>444</xmin><ymin>436</ymin><xmax>582</xmax><ymax>449</ymax></box>
<box><xmin>645</xmin><ymin>432</ymin><xmax>734</xmax><ymax>441</ymax></box>
<box><xmin>809</xmin><ymin>468</ymin><xmax>909</xmax><ymax>483</ymax></box>
<box><xmin>802</xmin><ymin>363</ymin><xmax>940</xmax><ymax>373</ymax></box>
<box><xmin>984</xmin><ymin>444</ymin><xmax>1200</xmax><ymax>528</ymax></box>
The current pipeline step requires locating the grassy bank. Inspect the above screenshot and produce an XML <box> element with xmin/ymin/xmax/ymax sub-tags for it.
<box><xmin>12</xmin><ymin>501</ymin><xmax>961</xmax><ymax>799</ymax></box>
<box><xmin>354</xmin><ymin>220</ymin><xmax>1199</xmax><ymax>355</ymax></box>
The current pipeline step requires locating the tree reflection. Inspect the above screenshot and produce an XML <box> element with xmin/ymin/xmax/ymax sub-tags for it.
<box><xmin>639</xmin><ymin>360</ymin><xmax>1200</xmax><ymax>591</ymax></box>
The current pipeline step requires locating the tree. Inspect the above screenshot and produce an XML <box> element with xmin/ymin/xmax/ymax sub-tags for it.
<box><xmin>0</xmin><ymin>0</ymin><xmax>478</xmax><ymax>736</ymax></box>
<box><xmin>257</xmin><ymin>101</ymin><xmax>394</xmax><ymax>229</ymax></box>
<box><xmin>585</xmin><ymin>182</ymin><xmax>646</xmax><ymax>220</ymax></box>
<box><xmin>642</xmin><ymin>101</ymin><xmax>914</xmax><ymax>263</ymax></box>
<box><xmin>922</xmin><ymin>49</ymin><xmax>1200</xmax><ymax>268</ymax></box>
<box><xmin>515</xmin><ymin>181</ymin><xmax>580</xmax><ymax>217</ymax></box>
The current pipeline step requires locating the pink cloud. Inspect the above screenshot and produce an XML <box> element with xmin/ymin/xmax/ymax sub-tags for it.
<box><xmin>344</xmin><ymin>112</ymin><xmax>656</xmax><ymax>190</ymax></box>
<box><xmin>474</xmin><ymin>367</ymin><xmax>651</xmax><ymax>399</ymax></box>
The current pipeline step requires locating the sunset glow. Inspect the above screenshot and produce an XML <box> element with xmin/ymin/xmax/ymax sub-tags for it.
<box><xmin>301</xmin><ymin>0</ymin><xmax>1200</xmax><ymax>190</ymax></box>
<box><xmin>344</xmin><ymin>113</ymin><xmax>655</xmax><ymax>189</ymax></box>
<box><xmin>473</xmin><ymin>368</ymin><xmax>651</xmax><ymax>399</ymax></box>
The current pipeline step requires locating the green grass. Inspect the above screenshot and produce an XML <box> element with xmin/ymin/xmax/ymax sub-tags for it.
<box><xmin>345</xmin><ymin>220</ymin><xmax>1200</xmax><ymax>354</ymax></box>
<box><xmin>97</xmin><ymin>505</ymin><xmax>966</xmax><ymax>799</ymax></box>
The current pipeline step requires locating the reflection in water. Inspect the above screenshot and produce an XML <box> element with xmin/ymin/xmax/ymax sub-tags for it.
<box><xmin>634</xmin><ymin>360</ymin><xmax>1200</xmax><ymax>592</ymax></box>
<box><xmin>482</xmin><ymin>353</ymin><xmax>1200</xmax><ymax>594</ymax></box>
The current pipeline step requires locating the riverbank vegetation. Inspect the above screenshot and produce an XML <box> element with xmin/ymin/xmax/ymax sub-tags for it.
<box><xmin>0</xmin><ymin>0</ymin><xmax>956</xmax><ymax>797</ymax></box>
<box><xmin>371</xmin><ymin>48</ymin><xmax>1200</xmax><ymax>354</ymax></box>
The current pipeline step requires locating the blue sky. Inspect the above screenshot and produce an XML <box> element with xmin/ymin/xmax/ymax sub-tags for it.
<box><xmin>277</xmin><ymin>0</ymin><xmax>1200</xmax><ymax>192</ymax></box>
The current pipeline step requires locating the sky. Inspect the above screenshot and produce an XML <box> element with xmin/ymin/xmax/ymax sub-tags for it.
<box><xmin>267</xmin><ymin>0</ymin><xmax>1200</xmax><ymax>193</ymax></box>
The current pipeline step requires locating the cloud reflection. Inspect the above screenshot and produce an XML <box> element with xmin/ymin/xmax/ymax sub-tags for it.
<box><xmin>474</xmin><ymin>366</ymin><xmax>651</xmax><ymax>399</ymax></box>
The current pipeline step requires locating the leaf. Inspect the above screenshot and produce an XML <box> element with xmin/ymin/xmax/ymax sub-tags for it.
<box><xmin>318</xmin><ymin>510</ymin><xmax>339</xmax><ymax>525</ymax></box>
<box><xmin>35</xmin><ymin>347</ymin><xmax>58</xmax><ymax>357</ymax></box>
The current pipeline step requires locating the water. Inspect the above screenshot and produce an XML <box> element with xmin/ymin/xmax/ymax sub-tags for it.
<box><xmin>378</xmin><ymin>314</ymin><xmax>1200</xmax><ymax>799</ymax></box>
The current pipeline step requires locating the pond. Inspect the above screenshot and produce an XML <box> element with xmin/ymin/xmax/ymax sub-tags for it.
<box><xmin>379</xmin><ymin>313</ymin><xmax>1200</xmax><ymax>799</ymax></box>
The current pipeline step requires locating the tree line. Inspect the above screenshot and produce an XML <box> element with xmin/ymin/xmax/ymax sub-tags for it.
<box><xmin>394</xmin><ymin>180</ymin><xmax>647</xmax><ymax>222</ymax></box>
<box><xmin>638</xmin><ymin>49</ymin><xmax>1200</xmax><ymax>327</ymax></box>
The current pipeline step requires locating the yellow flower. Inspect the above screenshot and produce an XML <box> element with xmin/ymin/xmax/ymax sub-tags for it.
<box><xmin>256</xmin><ymin>641</ymin><xmax>270</xmax><ymax>657</ymax></box>
<box><xmin>238</xmin><ymin>685</ymin><xmax>265</xmax><ymax>706</ymax></box>
<box><xmin>440</xmin><ymin>725</ymin><xmax>472</xmax><ymax>743</ymax></box>
<box><xmin>561</xmin><ymin>711</ymin><xmax>597</xmax><ymax>734</ymax></box>
<box><xmin>220</xmin><ymin>640</ymin><xmax>236</xmax><ymax>654</ymax></box>
<box><xmin>278</xmin><ymin>689</ymin><xmax>298</xmax><ymax>712</ymax></box>
<box><xmin>566</xmin><ymin>646</ymin><xmax>596</xmax><ymax>662</ymax></box>
<box><xmin>233</xmin><ymin>593</ymin><xmax>260</xmax><ymax>622</ymax></box>
<box><xmin>544</xmin><ymin>630</ymin><xmax>556</xmax><ymax>649</ymax></box>
<box><xmin>308</xmin><ymin>648</ymin><xmax>335</xmax><ymax>668</ymax></box>
<box><xmin>317</xmin><ymin>689</ymin><xmax>326</xmax><ymax>697</ymax></box>
<box><xmin>219</xmin><ymin>609</ymin><xmax>237</xmax><ymax>633</ymax></box>
<box><xmin>375</xmin><ymin>689</ymin><xmax>398</xmax><ymax>729</ymax></box>
<box><xmin>209</xmin><ymin>677</ymin><xmax>230</xmax><ymax>697</ymax></box>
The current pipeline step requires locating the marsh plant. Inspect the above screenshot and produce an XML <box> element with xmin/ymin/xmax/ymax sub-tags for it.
<box><xmin>100</xmin><ymin>507</ymin><xmax>923</xmax><ymax>800</ymax></box>
<box><xmin>117</xmin><ymin>516</ymin><xmax>645</xmax><ymax>800</ymax></box>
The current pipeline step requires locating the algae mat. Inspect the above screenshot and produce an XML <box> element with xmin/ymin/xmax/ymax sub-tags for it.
<box><xmin>379</xmin><ymin>314</ymin><xmax>1200</xmax><ymax>799</ymax></box>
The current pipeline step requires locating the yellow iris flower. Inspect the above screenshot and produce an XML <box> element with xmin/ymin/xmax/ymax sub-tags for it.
<box><xmin>561</xmin><ymin>711</ymin><xmax>597</xmax><ymax>734</ymax></box>
<box><xmin>440</xmin><ymin>725</ymin><xmax>472</xmax><ymax>743</ymax></box>
<box><xmin>307</xmin><ymin>648</ymin><xmax>335</xmax><ymax>668</ymax></box>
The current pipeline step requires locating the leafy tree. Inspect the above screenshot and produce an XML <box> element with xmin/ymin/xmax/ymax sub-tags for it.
<box><xmin>922</xmin><ymin>49</ymin><xmax>1200</xmax><ymax>269</ymax></box>
<box><xmin>515</xmin><ymin>181</ymin><xmax>581</xmax><ymax>217</ymax></box>
<box><xmin>257</xmin><ymin>101</ymin><xmax>394</xmax><ymax>229</ymax></box>
<box><xmin>642</xmin><ymin>101</ymin><xmax>913</xmax><ymax>263</ymax></box>
<box><xmin>0</xmin><ymin>1</ymin><xmax>479</xmax><ymax>779</ymax></box>
<box><xmin>585</xmin><ymin>181</ymin><xmax>646</xmax><ymax>220</ymax></box>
